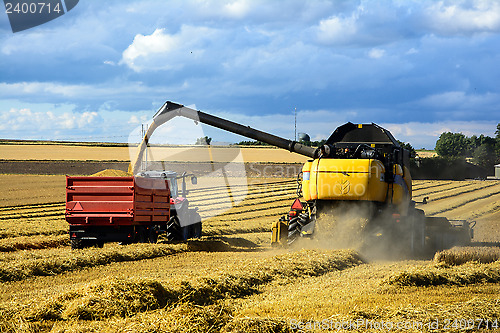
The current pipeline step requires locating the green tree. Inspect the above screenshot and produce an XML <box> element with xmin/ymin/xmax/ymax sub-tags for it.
<box><xmin>467</xmin><ymin>134</ymin><xmax>496</xmax><ymax>156</ymax></box>
<box><xmin>473</xmin><ymin>143</ymin><xmax>496</xmax><ymax>169</ymax></box>
<box><xmin>195</xmin><ymin>136</ymin><xmax>212</xmax><ymax>145</ymax></box>
<box><xmin>397</xmin><ymin>140</ymin><xmax>416</xmax><ymax>158</ymax></box>
<box><xmin>235</xmin><ymin>140</ymin><xmax>269</xmax><ymax>146</ymax></box>
<box><xmin>495</xmin><ymin>123</ymin><xmax>500</xmax><ymax>139</ymax></box>
<box><xmin>435</xmin><ymin>132</ymin><xmax>468</xmax><ymax>157</ymax></box>
<box><xmin>300</xmin><ymin>139</ymin><xmax>326</xmax><ymax>147</ymax></box>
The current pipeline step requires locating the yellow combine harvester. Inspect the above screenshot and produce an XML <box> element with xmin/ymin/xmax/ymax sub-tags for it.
<box><xmin>131</xmin><ymin>101</ymin><xmax>474</xmax><ymax>255</ymax></box>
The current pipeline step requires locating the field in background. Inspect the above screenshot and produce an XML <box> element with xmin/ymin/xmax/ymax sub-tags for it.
<box><xmin>1</xmin><ymin>143</ymin><xmax>438</xmax><ymax>162</ymax></box>
<box><xmin>416</xmin><ymin>150</ymin><xmax>437</xmax><ymax>158</ymax></box>
<box><xmin>0</xmin><ymin>175</ymin><xmax>66</xmax><ymax>207</ymax></box>
<box><xmin>0</xmin><ymin>144</ymin><xmax>309</xmax><ymax>163</ymax></box>
<box><xmin>0</xmin><ymin>154</ymin><xmax>499</xmax><ymax>331</ymax></box>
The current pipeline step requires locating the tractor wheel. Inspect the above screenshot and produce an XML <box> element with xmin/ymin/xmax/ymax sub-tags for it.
<box><xmin>180</xmin><ymin>223</ymin><xmax>190</xmax><ymax>241</ymax></box>
<box><xmin>191</xmin><ymin>212</ymin><xmax>202</xmax><ymax>238</ymax></box>
<box><xmin>409</xmin><ymin>209</ymin><xmax>426</xmax><ymax>257</ymax></box>
<box><xmin>287</xmin><ymin>212</ymin><xmax>315</xmax><ymax>245</ymax></box>
<box><xmin>166</xmin><ymin>216</ymin><xmax>182</xmax><ymax>241</ymax></box>
<box><xmin>192</xmin><ymin>222</ymin><xmax>202</xmax><ymax>238</ymax></box>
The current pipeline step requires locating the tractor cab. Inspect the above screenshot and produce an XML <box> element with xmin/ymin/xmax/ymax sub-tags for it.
<box><xmin>136</xmin><ymin>170</ymin><xmax>197</xmax><ymax>199</ymax></box>
<box><xmin>136</xmin><ymin>170</ymin><xmax>201</xmax><ymax>241</ymax></box>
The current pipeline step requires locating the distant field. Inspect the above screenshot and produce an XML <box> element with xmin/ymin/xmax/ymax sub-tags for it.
<box><xmin>416</xmin><ymin>150</ymin><xmax>437</xmax><ymax>158</ymax></box>
<box><xmin>0</xmin><ymin>144</ymin><xmax>309</xmax><ymax>163</ymax></box>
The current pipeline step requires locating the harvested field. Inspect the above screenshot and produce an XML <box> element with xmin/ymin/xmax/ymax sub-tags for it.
<box><xmin>0</xmin><ymin>174</ymin><xmax>499</xmax><ymax>332</ymax></box>
<box><xmin>387</xmin><ymin>262</ymin><xmax>500</xmax><ymax>286</ymax></box>
<box><xmin>434</xmin><ymin>246</ymin><xmax>500</xmax><ymax>265</ymax></box>
<box><xmin>0</xmin><ymin>144</ymin><xmax>309</xmax><ymax>163</ymax></box>
<box><xmin>0</xmin><ymin>160</ymin><xmax>304</xmax><ymax>177</ymax></box>
<box><xmin>0</xmin><ymin>175</ymin><xmax>65</xmax><ymax>206</ymax></box>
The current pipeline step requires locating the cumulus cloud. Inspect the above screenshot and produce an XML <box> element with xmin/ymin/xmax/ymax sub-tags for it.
<box><xmin>128</xmin><ymin>115</ymin><xmax>148</xmax><ymax>125</ymax></box>
<box><xmin>316</xmin><ymin>11</ymin><xmax>360</xmax><ymax>45</ymax></box>
<box><xmin>424</xmin><ymin>0</ymin><xmax>500</xmax><ymax>35</ymax></box>
<box><xmin>383</xmin><ymin>120</ymin><xmax>498</xmax><ymax>148</ymax></box>
<box><xmin>417</xmin><ymin>91</ymin><xmax>500</xmax><ymax>112</ymax></box>
<box><xmin>368</xmin><ymin>48</ymin><xmax>385</xmax><ymax>59</ymax></box>
<box><xmin>0</xmin><ymin>107</ymin><xmax>102</xmax><ymax>139</ymax></box>
<box><xmin>0</xmin><ymin>82</ymin><xmax>86</xmax><ymax>98</ymax></box>
<box><xmin>0</xmin><ymin>81</ymin><xmax>183</xmax><ymax>112</ymax></box>
<box><xmin>121</xmin><ymin>26</ymin><xmax>219</xmax><ymax>72</ymax></box>
<box><xmin>222</xmin><ymin>0</ymin><xmax>251</xmax><ymax>19</ymax></box>
<box><xmin>312</xmin><ymin>0</ymin><xmax>500</xmax><ymax>47</ymax></box>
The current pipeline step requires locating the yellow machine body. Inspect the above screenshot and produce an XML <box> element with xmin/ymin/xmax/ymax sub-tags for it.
<box><xmin>302</xmin><ymin>158</ymin><xmax>412</xmax><ymax>211</ymax></box>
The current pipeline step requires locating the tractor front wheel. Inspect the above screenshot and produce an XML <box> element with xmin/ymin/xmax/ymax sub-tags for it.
<box><xmin>190</xmin><ymin>212</ymin><xmax>202</xmax><ymax>238</ymax></box>
<box><xmin>166</xmin><ymin>216</ymin><xmax>183</xmax><ymax>241</ymax></box>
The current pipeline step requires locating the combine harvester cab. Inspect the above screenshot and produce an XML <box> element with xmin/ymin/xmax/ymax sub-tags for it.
<box><xmin>66</xmin><ymin>172</ymin><xmax>200</xmax><ymax>249</ymax></box>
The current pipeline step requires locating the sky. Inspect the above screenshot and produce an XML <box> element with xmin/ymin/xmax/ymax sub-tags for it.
<box><xmin>0</xmin><ymin>0</ymin><xmax>499</xmax><ymax>149</ymax></box>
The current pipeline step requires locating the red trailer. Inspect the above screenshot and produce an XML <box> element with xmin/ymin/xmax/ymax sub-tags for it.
<box><xmin>66</xmin><ymin>176</ymin><xmax>171</xmax><ymax>249</ymax></box>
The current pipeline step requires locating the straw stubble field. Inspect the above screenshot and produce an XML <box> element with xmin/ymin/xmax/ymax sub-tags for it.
<box><xmin>0</xmin><ymin>172</ymin><xmax>499</xmax><ymax>331</ymax></box>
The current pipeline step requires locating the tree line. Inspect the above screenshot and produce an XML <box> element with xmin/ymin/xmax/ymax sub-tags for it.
<box><xmin>435</xmin><ymin>123</ymin><xmax>500</xmax><ymax>169</ymax></box>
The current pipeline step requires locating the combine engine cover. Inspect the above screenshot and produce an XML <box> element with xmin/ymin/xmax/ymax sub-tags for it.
<box><xmin>306</xmin><ymin>123</ymin><xmax>412</xmax><ymax>214</ymax></box>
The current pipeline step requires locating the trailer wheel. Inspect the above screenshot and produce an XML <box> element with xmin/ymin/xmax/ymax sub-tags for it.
<box><xmin>148</xmin><ymin>226</ymin><xmax>159</xmax><ymax>244</ymax></box>
<box><xmin>137</xmin><ymin>226</ymin><xmax>149</xmax><ymax>243</ymax></box>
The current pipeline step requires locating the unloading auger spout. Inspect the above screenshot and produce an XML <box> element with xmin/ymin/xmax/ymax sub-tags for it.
<box><xmin>130</xmin><ymin>101</ymin><xmax>317</xmax><ymax>175</ymax></box>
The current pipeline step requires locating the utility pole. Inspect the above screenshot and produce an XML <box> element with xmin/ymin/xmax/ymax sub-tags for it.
<box><xmin>294</xmin><ymin>107</ymin><xmax>297</xmax><ymax>141</ymax></box>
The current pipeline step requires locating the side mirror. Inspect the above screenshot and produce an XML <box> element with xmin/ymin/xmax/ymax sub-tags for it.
<box><xmin>191</xmin><ymin>176</ymin><xmax>198</xmax><ymax>185</ymax></box>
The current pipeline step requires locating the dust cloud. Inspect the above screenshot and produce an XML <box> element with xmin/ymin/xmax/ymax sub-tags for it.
<box><xmin>290</xmin><ymin>202</ymin><xmax>418</xmax><ymax>260</ymax></box>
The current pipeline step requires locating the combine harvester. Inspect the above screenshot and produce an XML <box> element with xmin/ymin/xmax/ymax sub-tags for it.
<box><xmin>132</xmin><ymin>101</ymin><xmax>474</xmax><ymax>254</ymax></box>
<box><xmin>67</xmin><ymin>101</ymin><xmax>474</xmax><ymax>254</ymax></box>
